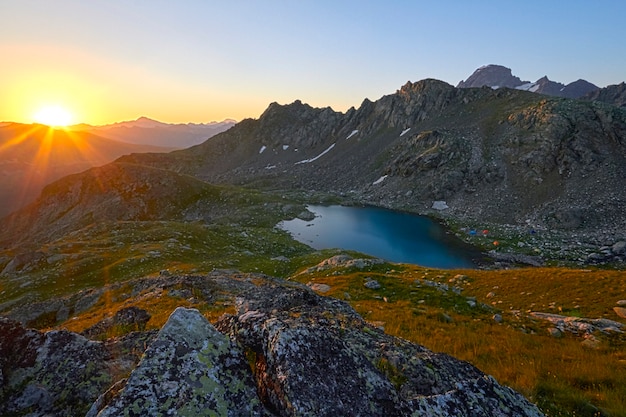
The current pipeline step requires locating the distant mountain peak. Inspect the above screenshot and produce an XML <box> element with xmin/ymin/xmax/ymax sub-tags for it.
<box><xmin>457</xmin><ymin>65</ymin><xmax>527</xmax><ymax>89</ymax></box>
<box><xmin>458</xmin><ymin>65</ymin><xmax>599</xmax><ymax>99</ymax></box>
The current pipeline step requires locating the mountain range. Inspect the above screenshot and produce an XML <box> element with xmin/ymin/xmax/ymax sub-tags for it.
<box><xmin>112</xmin><ymin>78</ymin><xmax>626</xmax><ymax>258</ymax></box>
<box><xmin>69</xmin><ymin>117</ymin><xmax>236</xmax><ymax>148</ymax></box>
<box><xmin>457</xmin><ymin>64</ymin><xmax>600</xmax><ymax>99</ymax></box>
<box><xmin>0</xmin><ymin>118</ymin><xmax>235</xmax><ymax>218</ymax></box>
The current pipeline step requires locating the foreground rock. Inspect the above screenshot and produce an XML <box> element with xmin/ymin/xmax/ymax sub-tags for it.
<box><xmin>0</xmin><ymin>317</ymin><xmax>148</xmax><ymax>416</ymax></box>
<box><xmin>1</xmin><ymin>272</ymin><xmax>544</xmax><ymax>416</ymax></box>
<box><xmin>216</xmin><ymin>282</ymin><xmax>544</xmax><ymax>416</ymax></box>
<box><xmin>89</xmin><ymin>307</ymin><xmax>264</xmax><ymax>416</ymax></box>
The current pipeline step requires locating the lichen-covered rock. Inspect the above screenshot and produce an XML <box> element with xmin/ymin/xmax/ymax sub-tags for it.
<box><xmin>0</xmin><ymin>317</ymin><xmax>114</xmax><ymax>416</ymax></box>
<box><xmin>90</xmin><ymin>307</ymin><xmax>266</xmax><ymax>417</ymax></box>
<box><xmin>216</xmin><ymin>281</ymin><xmax>544</xmax><ymax>417</ymax></box>
<box><xmin>1</xmin><ymin>272</ymin><xmax>545</xmax><ymax>416</ymax></box>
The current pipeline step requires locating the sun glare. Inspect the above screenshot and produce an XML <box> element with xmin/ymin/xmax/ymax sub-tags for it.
<box><xmin>33</xmin><ymin>105</ymin><xmax>74</xmax><ymax>127</ymax></box>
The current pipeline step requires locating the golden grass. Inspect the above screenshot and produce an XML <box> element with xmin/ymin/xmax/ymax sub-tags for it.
<box><xmin>297</xmin><ymin>266</ymin><xmax>626</xmax><ymax>417</ymax></box>
<box><xmin>60</xmin><ymin>285</ymin><xmax>234</xmax><ymax>336</ymax></box>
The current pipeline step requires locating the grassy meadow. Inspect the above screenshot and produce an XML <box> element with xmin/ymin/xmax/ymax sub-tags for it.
<box><xmin>293</xmin><ymin>263</ymin><xmax>626</xmax><ymax>417</ymax></box>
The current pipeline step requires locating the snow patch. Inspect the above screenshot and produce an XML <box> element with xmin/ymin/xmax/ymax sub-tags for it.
<box><xmin>400</xmin><ymin>128</ymin><xmax>411</xmax><ymax>137</ymax></box>
<box><xmin>265</xmin><ymin>165</ymin><xmax>277</xmax><ymax>170</ymax></box>
<box><xmin>346</xmin><ymin>130</ymin><xmax>359</xmax><ymax>140</ymax></box>
<box><xmin>432</xmin><ymin>201</ymin><xmax>449</xmax><ymax>210</ymax></box>
<box><xmin>259</xmin><ymin>145</ymin><xmax>267</xmax><ymax>154</ymax></box>
<box><xmin>295</xmin><ymin>143</ymin><xmax>336</xmax><ymax>165</ymax></box>
<box><xmin>491</xmin><ymin>85</ymin><xmax>499</xmax><ymax>90</ymax></box>
<box><xmin>282</xmin><ymin>145</ymin><xmax>289</xmax><ymax>150</ymax></box>
<box><xmin>372</xmin><ymin>175</ymin><xmax>388</xmax><ymax>185</ymax></box>
<box><xmin>529</xmin><ymin>84</ymin><xmax>541</xmax><ymax>93</ymax></box>
<box><xmin>515</xmin><ymin>82</ymin><xmax>535</xmax><ymax>91</ymax></box>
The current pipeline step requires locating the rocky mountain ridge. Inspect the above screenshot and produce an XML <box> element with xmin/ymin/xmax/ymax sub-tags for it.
<box><xmin>585</xmin><ymin>82</ymin><xmax>626</xmax><ymax>108</ymax></box>
<box><xmin>457</xmin><ymin>64</ymin><xmax>599</xmax><ymax>99</ymax></box>
<box><xmin>116</xmin><ymin>78</ymin><xmax>626</xmax><ymax>263</ymax></box>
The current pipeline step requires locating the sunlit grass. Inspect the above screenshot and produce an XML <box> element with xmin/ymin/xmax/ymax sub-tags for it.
<box><xmin>294</xmin><ymin>265</ymin><xmax>626</xmax><ymax>417</ymax></box>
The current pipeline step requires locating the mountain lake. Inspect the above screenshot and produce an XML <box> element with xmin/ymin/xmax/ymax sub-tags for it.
<box><xmin>278</xmin><ymin>205</ymin><xmax>481</xmax><ymax>269</ymax></box>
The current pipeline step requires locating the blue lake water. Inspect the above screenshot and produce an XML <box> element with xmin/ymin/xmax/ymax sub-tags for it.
<box><xmin>278</xmin><ymin>205</ymin><xmax>480</xmax><ymax>269</ymax></box>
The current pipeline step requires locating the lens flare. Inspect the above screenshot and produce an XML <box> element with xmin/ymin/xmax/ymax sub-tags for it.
<box><xmin>33</xmin><ymin>105</ymin><xmax>74</xmax><ymax>127</ymax></box>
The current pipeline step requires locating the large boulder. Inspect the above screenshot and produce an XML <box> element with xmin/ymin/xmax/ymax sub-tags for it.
<box><xmin>216</xmin><ymin>281</ymin><xmax>544</xmax><ymax>417</ymax></box>
<box><xmin>0</xmin><ymin>318</ymin><xmax>115</xmax><ymax>416</ymax></box>
<box><xmin>89</xmin><ymin>307</ymin><xmax>265</xmax><ymax>416</ymax></box>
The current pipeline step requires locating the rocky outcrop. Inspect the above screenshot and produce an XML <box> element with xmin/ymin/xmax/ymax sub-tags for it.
<box><xmin>89</xmin><ymin>307</ymin><xmax>264</xmax><ymax>416</ymax></box>
<box><xmin>584</xmin><ymin>82</ymin><xmax>626</xmax><ymax>108</ymax></box>
<box><xmin>215</xmin><ymin>283</ymin><xmax>544</xmax><ymax>416</ymax></box>
<box><xmin>0</xmin><ymin>317</ymin><xmax>122</xmax><ymax>416</ymax></box>
<box><xmin>0</xmin><ymin>272</ymin><xmax>545</xmax><ymax>417</ymax></box>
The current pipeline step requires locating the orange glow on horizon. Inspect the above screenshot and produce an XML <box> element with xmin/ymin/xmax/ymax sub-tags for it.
<box><xmin>0</xmin><ymin>123</ymin><xmax>115</xmax><ymax>210</ymax></box>
<box><xmin>0</xmin><ymin>44</ymin><xmax>248</xmax><ymax>126</ymax></box>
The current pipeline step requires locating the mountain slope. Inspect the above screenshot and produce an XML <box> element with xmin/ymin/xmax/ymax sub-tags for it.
<box><xmin>0</xmin><ymin>123</ymin><xmax>170</xmax><ymax>218</ymax></box>
<box><xmin>119</xmin><ymin>80</ymin><xmax>626</xmax><ymax>252</ymax></box>
<box><xmin>0</xmin><ymin>162</ymin><xmax>221</xmax><ymax>247</ymax></box>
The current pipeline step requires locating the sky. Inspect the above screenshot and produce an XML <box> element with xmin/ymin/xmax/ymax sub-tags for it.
<box><xmin>1</xmin><ymin>0</ymin><xmax>625</xmax><ymax>125</ymax></box>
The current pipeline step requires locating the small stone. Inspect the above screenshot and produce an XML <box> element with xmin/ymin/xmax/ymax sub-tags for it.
<box><xmin>612</xmin><ymin>241</ymin><xmax>626</xmax><ymax>254</ymax></box>
<box><xmin>364</xmin><ymin>280</ymin><xmax>381</xmax><ymax>290</ymax></box>
<box><xmin>438</xmin><ymin>313</ymin><xmax>453</xmax><ymax>323</ymax></box>
<box><xmin>548</xmin><ymin>328</ymin><xmax>562</xmax><ymax>338</ymax></box>
<box><xmin>581</xmin><ymin>336</ymin><xmax>601</xmax><ymax>349</ymax></box>
<box><xmin>271</xmin><ymin>256</ymin><xmax>290</xmax><ymax>262</ymax></box>
<box><xmin>297</xmin><ymin>210</ymin><xmax>316</xmax><ymax>221</ymax></box>
<box><xmin>308</xmin><ymin>283</ymin><xmax>331</xmax><ymax>293</ymax></box>
<box><xmin>492</xmin><ymin>314</ymin><xmax>503</xmax><ymax>323</ymax></box>
<box><xmin>613</xmin><ymin>307</ymin><xmax>626</xmax><ymax>319</ymax></box>
<box><xmin>486</xmin><ymin>292</ymin><xmax>496</xmax><ymax>299</ymax></box>
<box><xmin>617</xmin><ymin>300</ymin><xmax>626</xmax><ymax>307</ymax></box>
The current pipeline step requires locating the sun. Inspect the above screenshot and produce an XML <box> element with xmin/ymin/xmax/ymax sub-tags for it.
<box><xmin>33</xmin><ymin>105</ymin><xmax>75</xmax><ymax>127</ymax></box>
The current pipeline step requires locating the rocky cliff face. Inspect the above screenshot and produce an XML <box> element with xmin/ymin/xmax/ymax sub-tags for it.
<box><xmin>0</xmin><ymin>271</ymin><xmax>544</xmax><ymax>417</ymax></box>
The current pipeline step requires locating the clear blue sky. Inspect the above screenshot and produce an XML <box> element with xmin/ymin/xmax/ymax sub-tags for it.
<box><xmin>1</xmin><ymin>0</ymin><xmax>625</xmax><ymax>124</ymax></box>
